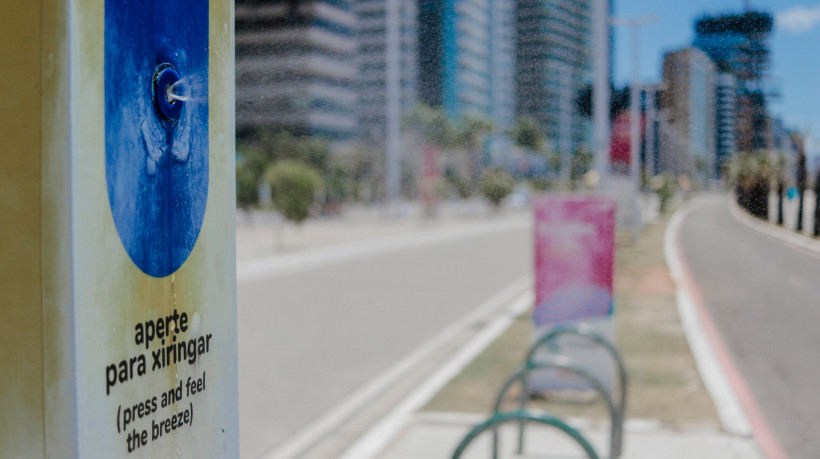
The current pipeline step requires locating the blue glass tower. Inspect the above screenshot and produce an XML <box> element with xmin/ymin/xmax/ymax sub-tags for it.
<box><xmin>515</xmin><ymin>0</ymin><xmax>596</xmax><ymax>157</ymax></box>
<box><xmin>418</xmin><ymin>0</ymin><xmax>510</xmax><ymax>122</ymax></box>
<box><xmin>693</xmin><ymin>11</ymin><xmax>773</xmax><ymax>152</ymax></box>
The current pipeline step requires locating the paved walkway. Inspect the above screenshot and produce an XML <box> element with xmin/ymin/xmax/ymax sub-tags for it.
<box><xmin>236</xmin><ymin>200</ymin><xmax>505</xmax><ymax>263</ymax></box>
<box><xmin>380</xmin><ymin>412</ymin><xmax>760</xmax><ymax>459</ymax></box>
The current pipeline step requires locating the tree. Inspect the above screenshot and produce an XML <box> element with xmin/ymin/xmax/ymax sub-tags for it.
<box><xmin>726</xmin><ymin>151</ymin><xmax>774</xmax><ymax>219</ymax></box>
<box><xmin>332</xmin><ymin>145</ymin><xmax>383</xmax><ymax>202</ymax></box>
<box><xmin>479</xmin><ymin>169</ymin><xmax>515</xmax><ymax>209</ymax></box>
<box><xmin>454</xmin><ymin>114</ymin><xmax>495</xmax><ymax>186</ymax></box>
<box><xmin>649</xmin><ymin>173</ymin><xmax>678</xmax><ymax>214</ymax></box>
<box><xmin>264</xmin><ymin>160</ymin><xmax>323</xmax><ymax>225</ymax></box>
<box><xmin>403</xmin><ymin>104</ymin><xmax>456</xmax><ymax>206</ymax></box>
<box><xmin>814</xmin><ymin>167</ymin><xmax>820</xmax><ymax>236</ymax></box>
<box><xmin>236</xmin><ymin>130</ymin><xmax>332</xmax><ymax>208</ymax></box>
<box><xmin>403</xmin><ymin>103</ymin><xmax>457</xmax><ymax>147</ymax></box>
<box><xmin>256</xmin><ymin>130</ymin><xmax>330</xmax><ymax>172</ymax></box>
<box><xmin>570</xmin><ymin>147</ymin><xmax>593</xmax><ymax>183</ymax></box>
<box><xmin>796</xmin><ymin>152</ymin><xmax>807</xmax><ymax>231</ymax></box>
<box><xmin>508</xmin><ymin>116</ymin><xmax>546</xmax><ymax>152</ymax></box>
<box><xmin>508</xmin><ymin>117</ymin><xmax>558</xmax><ymax>189</ymax></box>
<box><xmin>236</xmin><ymin>143</ymin><xmax>266</xmax><ymax>208</ymax></box>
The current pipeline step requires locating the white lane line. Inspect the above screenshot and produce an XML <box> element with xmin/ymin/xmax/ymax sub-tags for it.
<box><xmin>237</xmin><ymin>216</ymin><xmax>529</xmax><ymax>282</ymax></box>
<box><xmin>665</xmin><ymin>199</ymin><xmax>752</xmax><ymax>437</ymax></box>
<box><xmin>338</xmin><ymin>290</ymin><xmax>534</xmax><ymax>459</ymax></box>
<box><xmin>261</xmin><ymin>276</ymin><xmax>532</xmax><ymax>459</ymax></box>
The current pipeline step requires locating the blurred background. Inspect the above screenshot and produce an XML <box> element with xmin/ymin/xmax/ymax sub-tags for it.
<box><xmin>232</xmin><ymin>1</ymin><xmax>820</xmax><ymax>458</ymax></box>
<box><xmin>234</xmin><ymin>0</ymin><xmax>816</xmax><ymax>217</ymax></box>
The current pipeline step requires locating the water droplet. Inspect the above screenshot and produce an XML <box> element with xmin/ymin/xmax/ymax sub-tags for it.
<box><xmin>141</xmin><ymin>117</ymin><xmax>166</xmax><ymax>176</ymax></box>
<box><xmin>166</xmin><ymin>75</ymin><xmax>206</xmax><ymax>103</ymax></box>
<box><xmin>172</xmin><ymin>113</ymin><xmax>190</xmax><ymax>163</ymax></box>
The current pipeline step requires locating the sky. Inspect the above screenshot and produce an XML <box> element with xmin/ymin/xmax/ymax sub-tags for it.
<box><xmin>611</xmin><ymin>0</ymin><xmax>820</xmax><ymax>151</ymax></box>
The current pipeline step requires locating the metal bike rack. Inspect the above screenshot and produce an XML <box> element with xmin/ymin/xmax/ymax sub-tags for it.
<box><xmin>490</xmin><ymin>357</ymin><xmax>614</xmax><ymax>459</ymax></box>
<box><xmin>522</xmin><ymin>325</ymin><xmax>628</xmax><ymax>458</ymax></box>
<box><xmin>451</xmin><ymin>409</ymin><xmax>600</xmax><ymax>459</ymax></box>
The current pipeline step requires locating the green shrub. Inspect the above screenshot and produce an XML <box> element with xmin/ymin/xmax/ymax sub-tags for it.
<box><xmin>479</xmin><ymin>169</ymin><xmax>515</xmax><ymax>209</ymax></box>
<box><xmin>264</xmin><ymin>161</ymin><xmax>323</xmax><ymax>224</ymax></box>
<box><xmin>726</xmin><ymin>152</ymin><xmax>775</xmax><ymax>219</ymax></box>
<box><xmin>236</xmin><ymin>144</ymin><xmax>266</xmax><ymax>208</ymax></box>
<box><xmin>649</xmin><ymin>173</ymin><xmax>678</xmax><ymax>214</ymax></box>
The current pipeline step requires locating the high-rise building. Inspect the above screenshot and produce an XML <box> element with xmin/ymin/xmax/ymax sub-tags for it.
<box><xmin>354</xmin><ymin>0</ymin><xmax>418</xmax><ymax>146</ymax></box>
<box><xmin>714</xmin><ymin>72</ymin><xmax>737</xmax><ymax>176</ymax></box>
<box><xmin>489</xmin><ymin>0</ymin><xmax>515</xmax><ymax>131</ymax></box>
<box><xmin>642</xmin><ymin>84</ymin><xmax>661</xmax><ymax>177</ymax></box>
<box><xmin>417</xmin><ymin>0</ymin><xmax>495</xmax><ymax>120</ymax></box>
<box><xmin>515</xmin><ymin>0</ymin><xmax>594</xmax><ymax>161</ymax></box>
<box><xmin>660</xmin><ymin>47</ymin><xmax>716</xmax><ymax>182</ymax></box>
<box><xmin>354</xmin><ymin>0</ymin><xmax>419</xmax><ymax>201</ymax></box>
<box><xmin>693</xmin><ymin>11</ymin><xmax>774</xmax><ymax>152</ymax></box>
<box><xmin>235</xmin><ymin>0</ymin><xmax>358</xmax><ymax>144</ymax></box>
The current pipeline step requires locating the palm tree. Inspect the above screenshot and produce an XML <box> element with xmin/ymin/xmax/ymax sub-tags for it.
<box><xmin>454</xmin><ymin>114</ymin><xmax>495</xmax><ymax>183</ymax></box>
<box><xmin>508</xmin><ymin>116</ymin><xmax>546</xmax><ymax>152</ymax></box>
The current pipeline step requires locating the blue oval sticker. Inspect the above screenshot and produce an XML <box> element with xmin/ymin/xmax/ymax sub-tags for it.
<box><xmin>105</xmin><ymin>1</ymin><xmax>209</xmax><ymax>277</ymax></box>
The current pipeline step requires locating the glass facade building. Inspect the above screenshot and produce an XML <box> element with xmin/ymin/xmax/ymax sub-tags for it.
<box><xmin>489</xmin><ymin>0</ymin><xmax>515</xmax><ymax>131</ymax></box>
<box><xmin>715</xmin><ymin>72</ymin><xmax>737</xmax><ymax>176</ymax></box>
<box><xmin>418</xmin><ymin>0</ymin><xmax>507</xmax><ymax>121</ymax></box>
<box><xmin>693</xmin><ymin>11</ymin><xmax>773</xmax><ymax>152</ymax></box>
<box><xmin>515</xmin><ymin>0</ymin><xmax>594</xmax><ymax>158</ymax></box>
<box><xmin>235</xmin><ymin>0</ymin><xmax>358</xmax><ymax>144</ymax></box>
<box><xmin>661</xmin><ymin>47</ymin><xmax>716</xmax><ymax>181</ymax></box>
<box><xmin>354</xmin><ymin>0</ymin><xmax>418</xmax><ymax>146</ymax></box>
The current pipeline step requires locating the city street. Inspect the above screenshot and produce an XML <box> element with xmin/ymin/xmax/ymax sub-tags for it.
<box><xmin>237</xmin><ymin>214</ymin><xmax>531</xmax><ymax>458</ymax></box>
<box><xmin>680</xmin><ymin>195</ymin><xmax>820</xmax><ymax>458</ymax></box>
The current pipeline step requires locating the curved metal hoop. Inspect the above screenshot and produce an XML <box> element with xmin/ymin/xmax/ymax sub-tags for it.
<box><xmin>522</xmin><ymin>325</ymin><xmax>628</xmax><ymax>458</ymax></box>
<box><xmin>452</xmin><ymin>409</ymin><xmax>600</xmax><ymax>459</ymax></box>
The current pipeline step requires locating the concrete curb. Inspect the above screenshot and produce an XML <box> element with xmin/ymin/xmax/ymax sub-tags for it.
<box><xmin>237</xmin><ymin>215</ymin><xmax>530</xmax><ymax>282</ymax></box>
<box><xmin>337</xmin><ymin>290</ymin><xmax>534</xmax><ymax>459</ymax></box>
<box><xmin>664</xmin><ymin>199</ymin><xmax>753</xmax><ymax>438</ymax></box>
<box><xmin>728</xmin><ymin>195</ymin><xmax>820</xmax><ymax>258</ymax></box>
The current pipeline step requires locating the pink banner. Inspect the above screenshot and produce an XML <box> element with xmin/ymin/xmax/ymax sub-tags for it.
<box><xmin>533</xmin><ymin>196</ymin><xmax>615</xmax><ymax>326</ymax></box>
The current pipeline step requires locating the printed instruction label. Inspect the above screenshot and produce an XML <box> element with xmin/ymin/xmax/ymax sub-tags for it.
<box><xmin>103</xmin><ymin>308</ymin><xmax>214</xmax><ymax>453</ymax></box>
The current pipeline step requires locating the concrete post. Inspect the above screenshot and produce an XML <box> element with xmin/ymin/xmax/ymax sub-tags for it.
<box><xmin>0</xmin><ymin>2</ymin><xmax>239</xmax><ymax>457</ymax></box>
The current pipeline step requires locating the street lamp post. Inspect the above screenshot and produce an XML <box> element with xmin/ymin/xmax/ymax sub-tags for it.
<box><xmin>385</xmin><ymin>0</ymin><xmax>401</xmax><ymax>208</ymax></box>
<box><xmin>611</xmin><ymin>14</ymin><xmax>656</xmax><ymax>239</ymax></box>
<box><xmin>592</xmin><ymin>0</ymin><xmax>610</xmax><ymax>190</ymax></box>
<box><xmin>645</xmin><ymin>84</ymin><xmax>657</xmax><ymax>177</ymax></box>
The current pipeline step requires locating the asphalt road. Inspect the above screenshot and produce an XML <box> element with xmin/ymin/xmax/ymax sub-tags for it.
<box><xmin>680</xmin><ymin>196</ymin><xmax>820</xmax><ymax>458</ymax></box>
<box><xmin>237</xmin><ymin>217</ymin><xmax>531</xmax><ymax>458</ymax></box>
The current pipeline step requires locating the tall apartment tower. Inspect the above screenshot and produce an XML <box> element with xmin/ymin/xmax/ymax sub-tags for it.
<box><xmin>714</xmin><ymin>72</ymin><xmax>737</xmax><ymax>176</ymax></box>
<box><xmin>515</xmin><ymin>0</ymin><xmax>594</xmax><ymax>159</ymax></box>
<box><xmin>354</xmin><ymin>0</ymin><xmax>418</xmax><ymax>146</ymax></box>
<box><xmin>490</xmin><ymin>0</ymin><xmax>516</xmax><ymax>131</ymax></box>
<box><xmin>660</xmin><ymin>48</ymin><xmax>716</xmax><ymax>182</ymax></box>
<box><xmin>235</xmin><ymin>0</ymin><xmax>358</xmax><ymax>144</ymax></box>
<box><xmin>693</xmin><ymin>11</ymin><xmax>774</xmax><ymax>152</ymax></box>
<box><xmin>417</xmin><ymin>0</ymin><xmax>497</xmax><ymax>120</ymax></box>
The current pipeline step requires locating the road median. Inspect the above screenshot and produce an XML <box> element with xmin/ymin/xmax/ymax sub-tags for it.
<box><xmin>422</xmin><ymin>203</ymin><xmax>720</xmax><ymax>428</ymax></box>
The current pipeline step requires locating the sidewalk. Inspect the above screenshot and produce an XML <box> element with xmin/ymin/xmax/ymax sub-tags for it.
<box><xmin>236</xmin><ymin>193</ymin><xmax>663</xmax><ymax>265</ymax></box>
<box><xmin>236</xmin><ymin>199</ymin><xmax>508</xmax><ymax>264</ymax></box>
<box><xmin>380</xmin><ymin>412</ymin><xmax>759</xmax><ymax>458</ymax></box>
